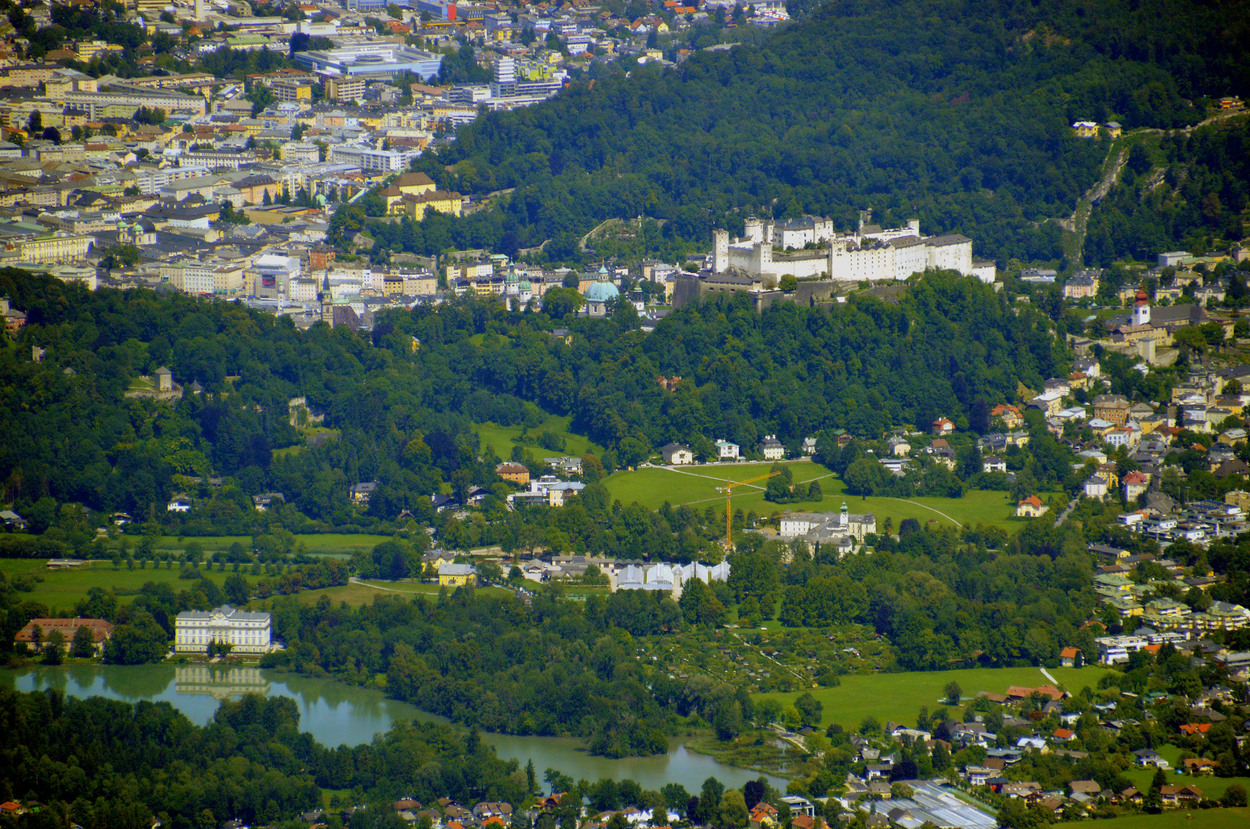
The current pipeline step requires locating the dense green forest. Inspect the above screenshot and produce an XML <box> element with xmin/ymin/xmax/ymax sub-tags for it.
<box><xmin>333</xmin><ymin>0</ymin><xmax>1250</xmax><ymax>265</ymax></box>
<box><xmin>0</xmin><ymin>269</ymin><xmax>1062</xmax><ymax>535</ymax></box>
<box><xmin>0</xmin><ymin>688</ymin><xmax>529</xmax><ymax>829</ymax></box>
<box><xmin>1085</xmin><ymin>118</ymin><xmax>1250</xmax><ymax>265</ymax></box>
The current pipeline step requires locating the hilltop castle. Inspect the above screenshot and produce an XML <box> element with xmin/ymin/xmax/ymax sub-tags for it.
<box><xmin>710</xmin><ymin>214</ymin><xmax>992</xmax><ymax>283</ymax></box>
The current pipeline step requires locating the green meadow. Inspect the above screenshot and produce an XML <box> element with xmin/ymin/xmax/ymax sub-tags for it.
<box><xmin>756</xmin><ymin>666</ymin><xmax>1110</xmax><ymax>729</ymax></box>
<box><xmin>475</xmin><ymin>413</ymin><xmax>600</xmax><ymax>460</ymax></box>
<box><xmin>150</xmin><ymin>534</ymin><xmax>392</xmax><ymax>557</ymax></box>
<box><xmin>0</xmin><ymin>558</ymin><xmax>267</xmax><ymax>614</ymax></box>
<box><xmin>290</xmin><ymin>579</ymin><xmax>512</xmax><ymax>607</ymax></box>
<box><xmin>604</xmin><ymin>460</ymin><xmax>1023</xmax><ymax>531</ymax></box>
<box><xmin>1058</xmin><ymin>809</ymin><xmax>1250</xmax><ymax>828</ymax></box>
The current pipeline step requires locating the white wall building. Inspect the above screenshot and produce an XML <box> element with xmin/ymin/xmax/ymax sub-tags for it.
<box><xmin>175</xmin><ymin>604</ymin><xmax>273</xmax><ymax>654</ymax></box>
<box><xmin>711</xmin><ymin>217</ymin><xmax>983</xmax><ymax>283</ymax></box>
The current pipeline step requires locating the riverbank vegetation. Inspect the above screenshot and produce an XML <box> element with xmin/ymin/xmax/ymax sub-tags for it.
<box><xmin>0</xmin><ymin>687</ymin><xmax>522</xmax><ymax>829</ymax></box>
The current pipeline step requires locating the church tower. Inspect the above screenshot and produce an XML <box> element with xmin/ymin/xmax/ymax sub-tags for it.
<box><xmin>1132</xmin><ymin>285</ymin><xmax>1151</xmax><ymax>326</ymax></box>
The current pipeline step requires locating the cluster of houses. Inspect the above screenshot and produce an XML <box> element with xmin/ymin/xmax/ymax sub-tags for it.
<box><xmin>0</xmin><ymin>0</ymin><xmax>802</xmax><ymax>328</ymax></box>
<box><xmin>1088</xmin><ymin>539</ymin><xmax>1250</xmax><ymax>639</ymax></box>
<box><xmin>660</xmin><ymin>435</ymin><xmax>818</xmax><ymax>465</ymax></box>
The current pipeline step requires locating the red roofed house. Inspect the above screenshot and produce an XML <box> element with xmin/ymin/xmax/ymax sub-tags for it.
<box><xmin>932</xmin><ymin>417</ymin><xmax>955</xmax><ymax>435</ymax></box>
<box><xmin>1123</xmin><ymin>470</ymin><xmax>1150</xmax><ymax>501</ymax></box>
<box><xmin>1007</xmin><ymin>684</ymin><xmax>1064</xmax><ymax>702</ymax></box>
<box><xmin>1179</xmin><ymin>723</ymin><xmax>1211</xmax><ymax>737</ymax></box>
<box><xmin>1016</xmin><ymin>495</ymin><xmax>1048</xmax><ymax>518</ymax></box>
<box><xmin>14</xmin><ymin>617</ymin><xmax>113</xmax><ymax>654</ymax></box>
<box><xmin>1052</xmin><ymin>727</ymin><xmax>1077</xmax><ymax>742</ymax></box>
<box><xmin>749</xmin><ymin>803</ymin><xmax>779</xmax><ymax>829</ymax></box>
<box><xmin>990</xmin><ymin>403</ymin><xmax>1023</xmax><ymax>428</ymax></box>
<box><xmin>1060</xmin><ymin>646</ymin><xmax>1083</xmax><ymax>668</ymax></box>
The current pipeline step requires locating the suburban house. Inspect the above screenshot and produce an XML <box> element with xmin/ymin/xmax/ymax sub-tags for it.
<box><xmin>661</xmin><ymin>443</ymin><xmax>694</xmax><ymax>465</ymax></box>
<box><xmin>438</xmin><ymin>563</ymin><xmax>477</xmax><ymax>587</ymax></box>
<box><xmin>932</xmin><ymin>417</ymin><xmax>955</xmax><ymax>435</ymax></box>
<box><xmin>351</xmin><ymin>481</ymin><xmax>379</xmax><ymax>505</ymax></box>
<box><xmin>1017</xmin><ymin>496</ymin><xmax>1049</xmax><ymax>518</ymax></box>
<box><xmin>496</xmin><ymin>462</ymin><xmax>531</xmax><ymax>486</ymax></box>
<box><xmin>1084</xmin><ymin>475</ymin><xmax>1109</xmax><ymax>500</ymax></box>
<box><xmin>983</xmin><ymin>455</ymin><xmax>1007</xmax><ymax>473</ymax></box>
<box><xmin>1060</xmin><ymin>647</ymin><xmax>1083</xmax><ymax>668</ymax></box>
<box><xmin>760</xmin><ymin>435</ymin><xmax>785</xmax><ymax>460</ymax></box>
<box><xmin>715</xmin><ymin>439</ymin><xmax>740</xmax><ymax>460</ymax></box>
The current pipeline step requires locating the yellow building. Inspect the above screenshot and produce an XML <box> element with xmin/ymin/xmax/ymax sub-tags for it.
<box><xmin>16</xmin><ymin>233</ymin><xmax>94</xmax><ymax>263</ymax></box>
<box><xmin>437</xmin><ymin>563</ymin><xmax>477</xmax><ymax>587</ymax></box>
<box><xmin>400</xmin><ymin>189</ymin><xmax>463</xmax><ymax>221</ymax></box>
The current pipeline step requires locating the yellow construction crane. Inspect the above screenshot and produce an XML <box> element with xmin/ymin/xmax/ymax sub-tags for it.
<box><xmin>721</xmin><ymin>471</ymin><xmax>780</xmax><ymax>549</ymax></box>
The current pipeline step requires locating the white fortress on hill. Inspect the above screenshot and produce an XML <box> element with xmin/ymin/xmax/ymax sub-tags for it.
<box><xmin>711</xmin><ymin>214</ymin><xmax>994</xmax><ymax>283</ymax></box>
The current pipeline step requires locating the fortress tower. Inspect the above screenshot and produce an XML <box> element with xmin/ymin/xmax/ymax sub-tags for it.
<box><xmin>713</xmin><ymin>229</ymin><xmax>729</xmax><ymax>273</ymax></box>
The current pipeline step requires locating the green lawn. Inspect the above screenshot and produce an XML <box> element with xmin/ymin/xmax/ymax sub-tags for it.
<box><xmin>604</xmin><ymin>460</ymin><xmax>1022</xmax><ymax>531</ymax></box>
<box><xmin>1059</xmin><ymin>808</ymin><xmax>1250</xmax><ymax>828</ymax></box>
<box><xmin>756</xmin><ymin>666</ymin><xmax>1111</xmax><ymax>729</ymax></box>
<box><xmin>1123</xmin><ymin>759</ymin><xmax>1250</xmax><ymax>804</ymax></box>
<box><xmin>475</xmin><ymin>414</ymin><xmax>599</xmax><ymax>460</ymax></box>
<box><xmin>151</xmin><ymin>534</ymin><xmax>392</xmax><ymax>557</ymax></box>
<box><xmin>0</xmin><ymin>558</ymin><xmax>268</xmax><ymax>614</ymax></box>
<box><xmin>289</xmin><ymin>579</ymin><xmax>512</xmax><ymax>606</ymax></box>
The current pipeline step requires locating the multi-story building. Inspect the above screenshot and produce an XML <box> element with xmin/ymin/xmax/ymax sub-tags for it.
<box><xmin>175</xmin><ymin>605</ymin><xmax>273</xmax><ymax>654</ymax></box>
<box><xmin>324</xmin><ymin>75</ymin><xmax>366</xmax><ymax>103</ymax></box>
<box><xmin>14</xmin><ymin>232</ymin><xmax>94</xmax><ymax>263</ymax></box>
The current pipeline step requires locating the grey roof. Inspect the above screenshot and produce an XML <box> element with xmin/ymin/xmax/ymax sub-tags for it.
<box><xmin>176</xmin><ymin>604</ymin><xmax>271</xmax><ymax>622</ymax></box>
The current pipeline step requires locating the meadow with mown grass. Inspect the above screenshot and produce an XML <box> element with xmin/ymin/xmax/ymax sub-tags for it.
<box><xmin>0</xmin><ymin>558</ymin><xmax>268</xmax><ymax>614</ymax></box>
<box><xmin>756</xmin><ymin>666</ymin><xmax>1111</xmax><ymax>729</ymax></box>
<box><xmin>603</xmin><ymin>460</ymin><xmax>1024</xmax><ymax>532</ymax></box>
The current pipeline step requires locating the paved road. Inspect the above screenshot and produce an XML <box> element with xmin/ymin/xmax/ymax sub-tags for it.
<box><xmin>1054</xmin><ymin>496</ymin><xmax>1080</xmax><ymax>527</ymax></box>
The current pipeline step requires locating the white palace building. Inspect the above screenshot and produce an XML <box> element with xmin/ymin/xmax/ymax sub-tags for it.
<box><xmin>711</xmin><ymin>214</ymin><xmax>996</xmax><ymax>283</ymax></box>
<box><xmin>175</xmin><ymin>604</ymin><xmax>274</xmax><ymax>654</ymax></box>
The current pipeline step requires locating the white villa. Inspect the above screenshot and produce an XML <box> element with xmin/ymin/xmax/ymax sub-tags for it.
<box><xmin>175</xmin><ymin>604</ymin><xmax>273</xmax><ymax>654</ymax></box>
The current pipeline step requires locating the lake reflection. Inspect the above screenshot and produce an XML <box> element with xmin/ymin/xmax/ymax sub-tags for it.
<box><xmin>1</xmin><ymin>664</ymin><xmax>782</xmax><ymax>792</ymax></box>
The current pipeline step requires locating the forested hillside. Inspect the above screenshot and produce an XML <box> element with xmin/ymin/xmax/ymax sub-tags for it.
<box><xmin>335</xmin><ymin>0</ymin><xmax>1250</xmax><ymax>265</ymax></box>
<box><xmin>0</xmin><ymin>270</ymin><xmax>1062</xmax><ymax>532</ymax></box>
<box><xmin>1085</xmin><ymin>118</ymin><xmax>1250</xmax><ymax>265</ymax></box>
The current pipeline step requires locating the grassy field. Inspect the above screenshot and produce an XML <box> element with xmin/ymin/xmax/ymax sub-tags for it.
<box><xmin>151</xmin><ymin>534</ymin><xmax>392</xmax><ymax>557</ymax></box>
<box><xmin>475</xmin><ymin>414</ymin><xmax>599</xmax><ymax>460</ymax></box>
<box><xmin>0</xmin><ymin>558</ymin><xmax>268</xmax><ymax>614</ymax></box>
<box><xmin>604</xmin><ymin>460</ymin><xmax>1023</xmax><ymax>531</ymax></box>
<box><xmin>1060</xmin><ymin>808</ymin><xmax>1250</xmax><ymax>828</ymax></box>
<box><xmin>289</xmin><ymin>578</ymin><xmax>513</xmax><ymax>606</ymax></box>
<box><xmin>1122</xmin><ymin>756</ymin><xmax>1250</xmax><ymax>805</ymax></box>
<box><xmin>756</xmin><ymin>666</ymin><xmax>1111</xmax><ymax>729</ymax></box>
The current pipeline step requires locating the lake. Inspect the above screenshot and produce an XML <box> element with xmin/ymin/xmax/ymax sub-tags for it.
<box><xmin>1</xmin><ymin>664</ymin><xmax>783</xmax><ymax>792</ymax></box>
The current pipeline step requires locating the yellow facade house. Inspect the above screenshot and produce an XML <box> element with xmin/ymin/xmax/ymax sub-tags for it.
<box><xmin>437</xmin><ymin>563</ymin><xmax>477</xmax><ymax>587</ymax></box>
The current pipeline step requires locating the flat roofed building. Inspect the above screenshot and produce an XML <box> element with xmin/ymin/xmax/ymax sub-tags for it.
<box><xmin>175</xmin><ymin>604</ymin><xmax>273</xmax><ymax>654</ymax></box>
